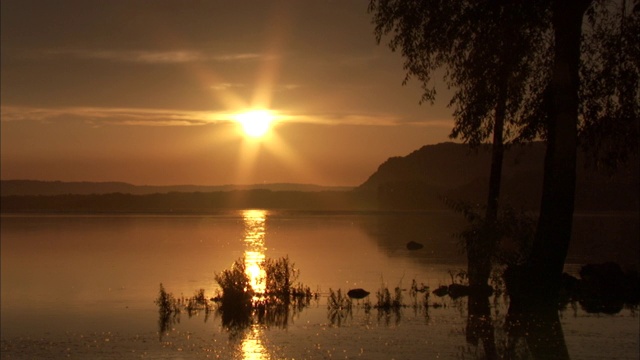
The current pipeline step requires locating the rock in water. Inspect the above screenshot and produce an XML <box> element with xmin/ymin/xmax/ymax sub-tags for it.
<box><xmin>347</xmin><ymin>288</ymin><xmax>370</xmax><ymax>299</ymax></box>
<box><xmin>406</xmin><ymin>241</ymin><xmax>424</xmax><ymax>250</ymax></box>
<box><xmin>432</xmin><ymin>285</ymin><xmax>449</xmax><ymax>297</ymax></box>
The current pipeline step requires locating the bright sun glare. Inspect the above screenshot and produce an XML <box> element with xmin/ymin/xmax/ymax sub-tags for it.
<box><xmin>235</xmin><ymin>110</ymin><xmax>274</xmax><ymax>138</ymax></box>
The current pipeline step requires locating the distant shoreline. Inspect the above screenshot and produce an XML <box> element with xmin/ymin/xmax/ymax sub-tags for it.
<box><xmin>3</xmin><ymin>141</ymin><xmax>638</xmax><ymax>213</ymax></box>
<box><xmin>0</xmin><ymin>179</ymin><xmax>354</xmax><ymax>197</ymax></box>
<box><xmin>0</xmin><ymin>189</ymin><xmax>379</xmax><ymax>213</ymax></box>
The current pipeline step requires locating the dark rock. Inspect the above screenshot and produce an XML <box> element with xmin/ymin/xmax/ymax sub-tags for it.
<box><xmin>432</xmin><ymin>285</ymin><xmax>449</xmax><ymax>297</ymax></box>
<box><xmin>448</xmin><ymin>283</ymin><xmax>470</xmax><ymax>299</ymax></box>
<box><xmin>347</xmin><ymin>288</ymin><xmax>370</xmax><ymax>299</ymax></box>
<box><xmin>406</xmin><ymin>241</ymin><xmax>424</xmax><ymax>250</ymax></box>
<box><xmin>579</xmin><ymin>262</ymin><xmax>638</xmax><ymax>314</ymax></box>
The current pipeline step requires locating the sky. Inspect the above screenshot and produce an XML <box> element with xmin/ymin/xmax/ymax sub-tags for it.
<box><xmin>1</xmin><ymin>0</ymin><xmax>456</xmax><ymax>187</ymax></box>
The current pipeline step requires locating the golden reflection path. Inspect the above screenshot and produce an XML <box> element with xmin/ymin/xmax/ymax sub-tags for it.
<box><xmin>241</xmin><ymin>326</ymin><xmax>269</xmax><ymax>360</ymax></box>
<box><xmin>242</xmin><ymin>209</ymin><xmax>267</xmax><ymax>296</ymax></box>
<box><xmin>241</xmin><ymin>209</ymin><xmax>269</xmax><ymax>359</ymax></box>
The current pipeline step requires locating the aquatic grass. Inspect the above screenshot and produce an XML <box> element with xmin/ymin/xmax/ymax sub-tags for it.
<box><xmin>185</xmin><ymin>288</ymin><xmax>213</xmax><ymax>316</ymax></box>
<box><xmin>263</xmin><ymin>256</ymin><xmax>315</xmax><ymax>305</ymax></box>
<box><xmin>214</xmin><ymin>258</ymin><xmax>254</xmax><ymax>310</ymax></box>
<box><xmin>327</xmin><ymin>288</ymin><xmax>352</xmax><ymax>310</ymax></box>
<box><xmin>448</xmin><ymin>269</ymin><xmax>469</xmax><ymax>285</ymax></box>
<box><xmin>410</xmin><ymin>279</ymin><xmax>430</xmax><ymax>308</ymax></box>
<box><xmin>327</xmin><ymin>288</ymin><xmax>353</xmax><ymax>326</ymax></box>
<box><xmin>375</xmin><ymin>285</ymin><xmax>404</xmax><ymax>310</ymax></box>
<box><xmin>373</xmin><ymin>284</ymin><xmax>404</xmax><ymax>326</ymax></box>
<box><xmin>212</xmin><ymin>256</ymin><xmax>315</xmax><ymax>331</ymax></box>
<box><xmin>374</xmin><ymin>278</ymin><xmax>439</xmax><ymax>312</ymax></box>
<box><xmin>154</xmin><ymin>283</ymin><xmax>182</xmax><ymax>338</ymax></box>
<box><xmin>155</xmin><ymin>283</ymin><xmax>180</xmax><ymax>316</ymax></box>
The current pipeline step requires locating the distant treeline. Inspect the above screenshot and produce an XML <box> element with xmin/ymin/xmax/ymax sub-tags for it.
<box><xmin>2</xmin><ymin>184</ymin><xmax>636</xmax><ymax>213</ymax></box>
<box><xmin>0</xmin><ymin>189</ymin><xmax>378</xmax><ymax>213</ymax></box>
<box><xmin>2</xmin><ymin>142</ymin><xmax>638</xmax><ymax>213</ymax></box>
<box><xmin>0</xmin><ymin>180</ymin><xmax>352</xmax><ymax>197</ymax></box>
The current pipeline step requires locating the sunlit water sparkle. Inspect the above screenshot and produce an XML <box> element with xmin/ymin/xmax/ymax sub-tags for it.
<box><xmin>243</xmin><ymin>209</ymin><xmax>268</xmax><ymax>297</ymax></box>
<box><xmin>0</xmin><ymin>212</ymin><xmax>637</xmax><ymax>359</ymax></box>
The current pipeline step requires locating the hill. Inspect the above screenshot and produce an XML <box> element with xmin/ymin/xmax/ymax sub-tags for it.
<box><xmin>358</xmin><ymin>142</ymin><xmax>639</xmax><ymax>211</ymax></box>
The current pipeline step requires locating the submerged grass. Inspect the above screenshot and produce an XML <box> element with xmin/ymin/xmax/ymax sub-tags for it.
<box><xmin>157</xmin><ymin>257</ymin><xmax>452</xmax><ymax>332</ymax></box>
<box><xmin>154</xmin><ymin>283</ymin><xmax>215</xmax><ymax>338</ymax></box>
<box><xmin>376</xmin><ymin>286</ymin><xmax>403</xmax><ymax>310</ymax></box>
<box><xmin>154</xmin><ymin>285</ymin><xmax>214</xmax><ymax>317</ymax></box>
<box><xmin>154</xmin><ymin>283</ymin><xmax>180</xmax><ymax>316</ymax></box>
<box><xmin>214</xmin><ymin>258</ymin><xmax>254</xmax><ymax>314</ymax></box>
<box><xmin>213</xmin><ymin>256</ymin><xmax>316</xmax><ymax>331</ymax></box>
<box><xmin>155</xmin><ymin>256</ymin><xmax>316</xmax><ymax>334</ymax></box>
<box><xmin>327</xmin><ymin>288</ymin><xmax>352</xmax><ymax>310</ymax></box>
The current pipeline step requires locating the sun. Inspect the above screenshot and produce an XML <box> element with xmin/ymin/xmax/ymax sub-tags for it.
<box><xmin>235</xmin><ymin>110</ymin><xmax>275</xmax><ymax>138</ymax></box>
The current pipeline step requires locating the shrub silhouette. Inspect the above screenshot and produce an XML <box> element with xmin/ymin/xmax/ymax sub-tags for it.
<box><xmin>214</xmin><ymin>256</ymin><xmax>313</xmax><ymax>330</ymax></box>
<box><xmin>214</xmin><ymin>258</ymin><xmax>254</xmax><ymax>312</ymax></box>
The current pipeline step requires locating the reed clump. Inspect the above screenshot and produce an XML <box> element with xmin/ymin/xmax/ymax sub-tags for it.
<box><xmin>214</xmin><ymin>259</ymin><xmax>254</xmax><ymax>312</ymax></box>
<box><xmin>263</xmin><ymin>256</ymin><xmax>314</xmax><ymax>304</ymax></box>
<box><xmin>155</xmin><ymin>283</ymin><xmax>194</xmax><ymax>338</ymax></box>
<box><xmin>185</xmin><ymin>288</ymin><xmax>213</xmax><ymax>315</ymax></box>
<box><xmin>327</xmin><ymin>288</ymin><xmax>352</xmax><ymax>310</ymax></box>
<box><xmin>155</xmin><ymin>283</ymin><xmax>180</xmax><ymax>316</ymax></box>
<box><xmin>155</xmin><ymin>284</ymin><xmax>214</xmax><ymax>318</ymax></box>
<box><xmin>326</xmin><ymin>288</ymin><xmax>353</xmax><ymax>326</ymax></box>
<box><xmin>213</xmin><ymin>256</ymin><xmax>315</xmax><ymax>330</ymax></box>
<box><xmin>376</xmin><ymin>286</ymin><xmax>403</xmax><ymax>310</ymax></box>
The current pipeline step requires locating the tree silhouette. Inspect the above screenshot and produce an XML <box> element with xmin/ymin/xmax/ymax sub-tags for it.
<box><xmin>369</xmin><ymin>0</ymin><xmax>550</xmax><ymax>290</ymax></box>
<box><xmin>580</xmin><ymin>0</ymin><xmax>640</xmax><ymax>170</ymax></box>
<box><xmin>369</xmin><ymin>0</ymin><xmax>639</xmax><ymax>308</ymax></box>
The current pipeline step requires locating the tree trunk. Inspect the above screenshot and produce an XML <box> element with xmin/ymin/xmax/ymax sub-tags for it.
<box><xmin>467</xmin><ymin>30</ymin><xmax>509</xmax><ymax>288</ymax></box>
<box><xmin>523</xmin><ymin>0</ymin><xmax>592</xmax><ymax>309</ymax></box>
<box><xmin>505</xmin><ymin>306</ymin><xmax>570</xmax><ymax>359</ymax></box>
<box><xmin>486</xmin><ymin>106</ymin><xmax>505</xmax><ymax>227</ymax></box>
<box><xmin>467</xmin><ymin>98</ymin><xmax>506</xmax><ymax>290</ymax></box>
<box><xmin>467</xmin><ymin>294</ymin><xmax>498</xmax><ymax>359</ymax></box>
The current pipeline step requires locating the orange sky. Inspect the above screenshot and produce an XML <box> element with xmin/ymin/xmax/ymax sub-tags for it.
<box><xmin>1</xmin><ymin>0</ymin><xmax>455</xmax><ymax>186</ymax></box>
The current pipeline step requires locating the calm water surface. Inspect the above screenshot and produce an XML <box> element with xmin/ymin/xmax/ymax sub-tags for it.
<box><xmin>1</xmin><ymin>211</ymin><xmax>638</xmax><ymax>359</ymax></box>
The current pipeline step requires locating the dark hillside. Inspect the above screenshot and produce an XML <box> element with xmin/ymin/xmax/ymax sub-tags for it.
<box><xmin>358</xmin><ymin>142</ymin><xmax>638</xmax><ymax>211</ymax></box>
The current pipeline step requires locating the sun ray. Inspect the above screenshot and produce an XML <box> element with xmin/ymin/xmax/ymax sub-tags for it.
<box><xmin>234</xmin><ymin>139</ymin><xmax>262</xmax><ymax>185</ymax></box>
<box><xmin>260</xmin><ymin>130</ymin><xmax>325</xmax><ymax>184</ymax></box>
<box><xmin>171</xmin><ymin>2</ymin><xmax>308</xmax><ymax>187</ymax></box>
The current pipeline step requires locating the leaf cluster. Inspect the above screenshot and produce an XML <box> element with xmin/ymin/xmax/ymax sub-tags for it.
<box><xmin>580</xmin><ymin>0</ymin><xmax>640</xmax><ymax>170</ymax></box>
<box><xmin>369</xmin><ymin>0</ymin><xmax>552</xmax><ymax>145</ymax></box>
<box><xmin>369</xmin><ymin>0</ymin><xmax>639</xmax><ymax>164</ymax></box>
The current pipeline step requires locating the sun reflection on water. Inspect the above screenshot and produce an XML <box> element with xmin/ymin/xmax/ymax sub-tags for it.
<box><xmin>241</xmin><ymin>209</ymin><xmax>270</xmax><ymax>359</ymax></box>
<box><xmin>242</xmin><ymin>209</ymin><xmax>268</xmax><ymax>296</ymax></box>
<box><xmin>240</xmin><ymin>325</ymin><xmax>269</xmax><ymax>360</ymax></box>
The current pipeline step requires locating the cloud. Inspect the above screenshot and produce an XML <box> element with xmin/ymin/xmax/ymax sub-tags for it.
<box><xmin>210</xmin><ymin>83</ymin><xmax>300</xmax><ymax>92</ymax></box>
<box><xmin>277</xmin><ymin>84</ymin><xmax>302</xmax><ymax>91</ymax></box>
<box><xmin>43</xmin><ymin>49</ymin><xmax>265</xmax><ymax>64</ymax></box>
<box><xmin>210</xmin><ymin>83</ymin><xmax>246</xmax><ymax>91</ymax></box>
<box><xmin>0</xmin><ymin>105</ymin><xmax>233</xmax><ymax>126</ymax></box>
<box><xmin>278</xmin><ymin>112</ymin><xmax>452</xmax><ymax>128</ymax></box>
<box><xmin>1</xmin><ymin>105</ymin><xmax>452</xmax><ymax>128</ymax></box>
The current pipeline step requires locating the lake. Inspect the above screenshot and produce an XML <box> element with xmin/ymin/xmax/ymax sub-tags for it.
<box><xmin>1</xmin><ymin>210</ymin><xmax>638</xmax><ymax>359</ymax></box>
